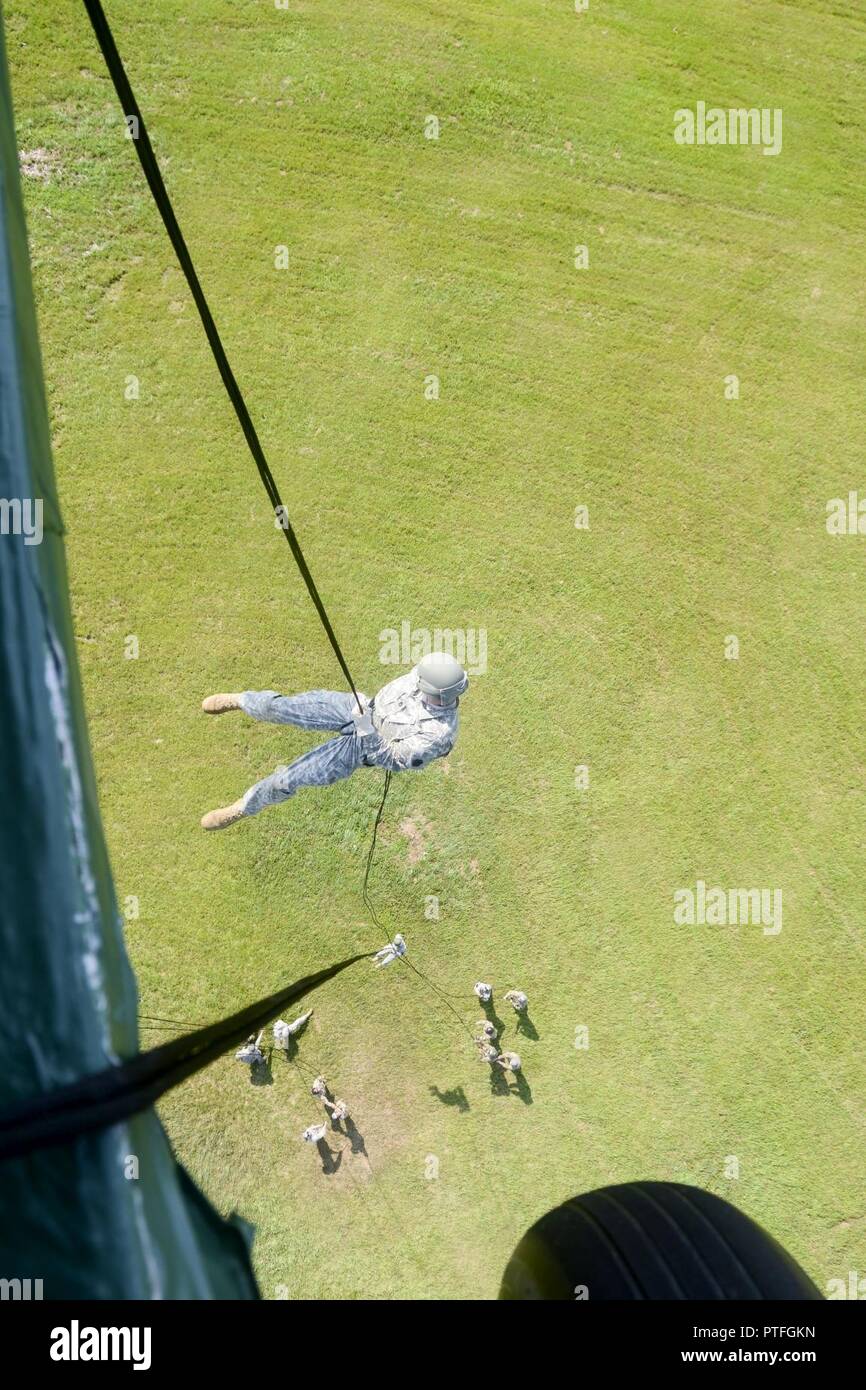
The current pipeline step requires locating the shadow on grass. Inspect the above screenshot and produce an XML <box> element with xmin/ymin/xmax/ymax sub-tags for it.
<box><xmin>284</xmin><ymin>1036</ymin><xmax>309</xmax><ymax>1065</ymax></box>
<box><xmin>317</xmin><ymin>1137</ymin><xmax>342</xmax><ymax>1175</ymax></box>
<box><xmin>343</xmin><ymin>1116</ymin><xmax>368</xmax><ymax>1157</ymax></box>
<box><xmin>516</xmin><ymin>1012</ymin><xmax>539</xmax><ymax>1041</ymax></box>
<box><xmin>486</xmin><ymin>1065</ymin><xmax>532</xmax><ymax>1104</ymax></box>
<box><xmin>488</xmin><ymin>1065</ymin><xmax>510</xmax><ymax>1097</ymax></box>
<box><xmin>429</xmin><ymin>1084</ymin><xmax>470</xmax><ymax>1112</ymax></box>
<box><xmin>482</xmin><ymin>999</ymin><xmax>506</xmax><ymax>1039</ymax></box>
<box><xmin>250</xmin><ymin>1053</ymin><xmax>274</xmax><ymax>1086</ymax></box>
<box><xmin>511</xmin><ymin>1071</ymin><xmax>532</xmax><ymax>1104</ymax></box>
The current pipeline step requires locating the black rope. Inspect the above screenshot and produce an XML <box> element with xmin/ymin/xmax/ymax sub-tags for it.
<box><xmin>360</xmin><ymin>773</ymin><xmax>475</xmax><ymax>1037</ymax></box>
<box><xmin>82</xmin><ymin>0</ymin><xmax>362</xmax><ymax>711</ymax></box>
<box><xmin>138</xmin><ymin>1013</ymin><xmax>206</xmax><ymax>1030</ymax></box>
<box><xmin>0</xmin><ymin>953</ymin><xmax>367</xmax><ymax>1163</ymax></box>
<box><xmin>138</xmin><ymin>1024</ymin><xmax>197</xmax><ymax>1033</ymax></box>
<box><xmin>398</xmin><ymin>955</ymin><xmax>476</xmax><ymax>1041</ymax></box>
<box><xmin>362</xmin><ymin>770</ymin><xmax>391</xmax><ymax>930</ymax></box>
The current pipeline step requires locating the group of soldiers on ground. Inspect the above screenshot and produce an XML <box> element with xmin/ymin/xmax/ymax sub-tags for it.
<box><xmin>472</xmin><ymin>983</ymin><xmax>528</xmax><ymax>1074</ymax></box>
<box><xmin>232</xmin><ymin>1010</ymin><xmax>352</xmax><ymax>1145</ymax></box>
<box><xmin>234</xmin><ymin>1008</ymin><xmax>314</xmax><ymax>1067</ymax></box>
<box><xmin>301</xmin><ymin>1076</ymin><xmax>351</xmax><ymax>1145</ymax></box>
<box><xmin>232</xmin><ymin>938</ymin><xmax>532</xmax><ymax>1144</ymax></box>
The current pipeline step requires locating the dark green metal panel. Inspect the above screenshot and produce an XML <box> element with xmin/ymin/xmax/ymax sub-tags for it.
<box><xmin>0</xmin><ymin>7</ymin><xmax>257</xmax><ymax>1299</ymax></box>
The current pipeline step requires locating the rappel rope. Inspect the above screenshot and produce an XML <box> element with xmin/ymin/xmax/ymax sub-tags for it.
<box><xmin>83</xmin><ymin>0</ymin><xmax>362</xmax><ymax>713</ymax></box>
<box><xmin>360</xmin><ymin>771</ymin><xmax>474</xmax><ymax>1038</ymax></box>
<box><xmin>362</xmin><ymin>770</ymin><xmax>392</xmax><ymax>931</ymax></box>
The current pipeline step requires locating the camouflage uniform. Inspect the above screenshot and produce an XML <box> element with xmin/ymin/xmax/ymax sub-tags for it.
<box><xmin>238</xmin><ymin>667</ymin><xmax>458</xmax><ymax>818</ymax></box>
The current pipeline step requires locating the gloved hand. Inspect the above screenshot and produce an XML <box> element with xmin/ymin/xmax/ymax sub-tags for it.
<box><xmin>352</xmin><ymin>703</ymin><xmax>375</xmax><ymax>738</ymax></box>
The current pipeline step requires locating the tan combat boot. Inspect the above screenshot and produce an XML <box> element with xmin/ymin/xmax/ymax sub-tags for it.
<box><xmin>200</xmin><ymin>798</ymin><xmax>248</xmax><ymax>831</ymax></box>
<box><xmin>202</xmin><ymin>693</ymin><xmax>243</xmax><ymax>714</ymax></box>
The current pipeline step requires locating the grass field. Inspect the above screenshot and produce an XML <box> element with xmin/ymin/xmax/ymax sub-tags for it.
<box><xmin>9</xmin><ymin>0</ymin><xmax>866</xmax><ymax>1299</ymax></box>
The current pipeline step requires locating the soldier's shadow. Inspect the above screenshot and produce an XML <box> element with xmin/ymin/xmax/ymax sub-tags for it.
<box><xmin>250</xmin><ymin>1053</ymin><xmax>274</xmax><ymax>1086</ymax></box>
<box><xmin>482</xmin><ymin>999</ymin><xmax>506</xmax><ymax>1039</ymax></box>
<box><xmin>284</xmin><ymin>1035</ymin><xmax>310</xmax><ymax>1063</ymax></box>
<box><xmin>488</xmin><ymin>1066</ymin><xmax>510</xmax><ymax>1097</ymax></box>
<box><xmin>343</xmin><ymin>1116</ymin><xmax>368</xmax><ymax>1157</ymax></box>
<box><xmin>515</xmin><ymin>1013</ymin><xmax>539</xmax><ymax>1041</ymax></box>
<box><xmin>317</xmin><ymin>1138</ymin><xmax>342</xmax><ymax>1175</ymax></box>
<box><xmin>509</xmin><ymin>1071</ymin><xmax>532</xmax><ymax>1105</ymax></box>
<box><xmin>429</xmin><ymin>1084</ymin><xmax>470</xmax><ymax>1112</ymax></box>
